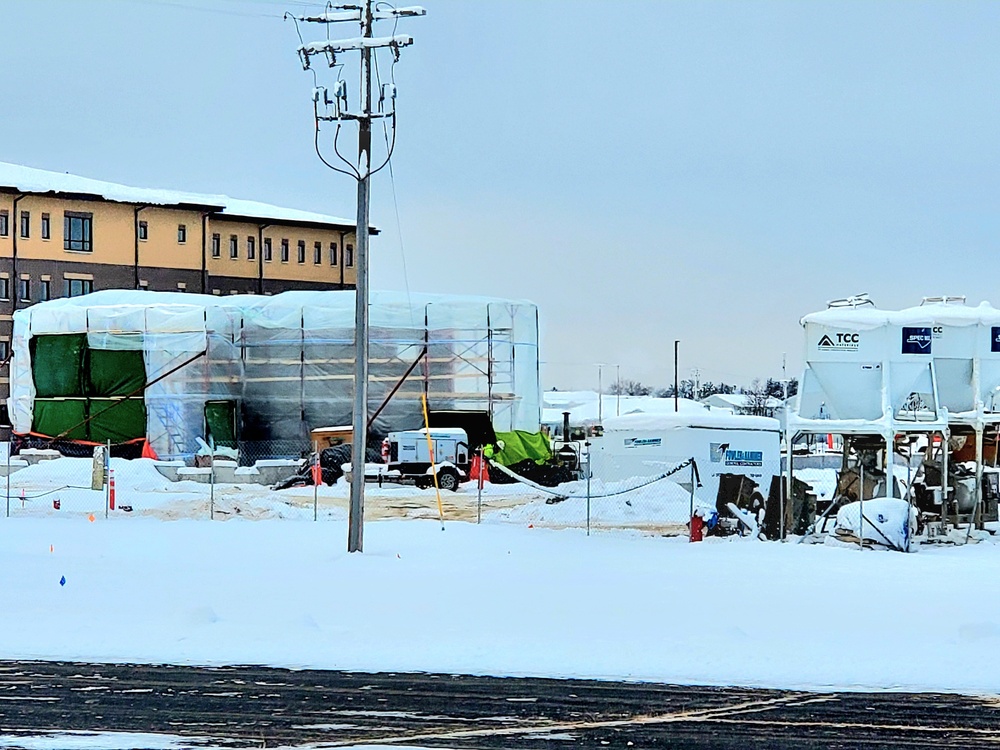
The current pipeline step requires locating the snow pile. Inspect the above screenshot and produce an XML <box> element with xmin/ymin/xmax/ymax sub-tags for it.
<box><xmin>834</xmin><ymin>498</ymin><xmax>917</xmax><ymax>551</ymax></box>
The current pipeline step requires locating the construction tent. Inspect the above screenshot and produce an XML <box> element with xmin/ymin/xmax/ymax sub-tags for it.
<box><xmin>8</xmin><ymin>290</ymin><xmax>541</xmax><ymax>460</ymax></box>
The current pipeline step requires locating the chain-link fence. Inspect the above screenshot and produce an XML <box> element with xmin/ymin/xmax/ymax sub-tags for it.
<box><xmin>0</xmin><ymin>441</ymin><xmax>789</xmax><ymax>538</ymax></box>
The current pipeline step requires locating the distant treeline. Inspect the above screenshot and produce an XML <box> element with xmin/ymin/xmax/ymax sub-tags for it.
<box><xmin>605</xmin><ymin>377</ymin><xmax>799</xmax><ymax>401</ymax></box>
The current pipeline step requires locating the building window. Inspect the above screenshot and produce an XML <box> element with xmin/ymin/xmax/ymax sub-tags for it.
<box><xmin>346</xmin><ymin>243</ymin><xmax>354</xmax><ymax>267</ymax></box>
<box><xmin>313</xmin><ymin>241</ymin><xmax>322</xmax><ymax>265</ymax></box>
<box><xmin>229</xmin><ymin>234</ymin><xmax>238</xmax><ymax>259</ymax></box>
<box><xmin>263</xmin><ymin>237</ymin><xmax>272</xmax><ymax>262</ymax></box>
<box><xmin>297</xmin><ymin>240</ymin><xmax>306</xmax><ymax>264</ymax></box>
<box><xmin>17</xmin><ymin>278</ymin><xmax>29</xmax><ymax>302</ymax></box>
<box><xmin>178</xmin><ymin>224</ymin><xmax>187</xmax><ymax>243</ymax></box>
<box><xmin>0</xmin><ymin>278</ymin><xmax>8</xmax><ymax>300</ymax></box>
<box><xmin>0</xmin><ymin>211</ymin><xmax>7</xmax><ymax>237</ymax></box>
<box><xmin>39</xmin><ymin>279</ymin><xmax>50</xmax><ymax>301</ymax></box>
<box><xmin>41</xmin><ymin>213</ymin><xmax>50</xmax><ymax>240</ymax></box>
<box><xmin>212</xmin><ymin>288</ymin><xmax>221</xmax><ymax>296</ymax></box>
<box><xmin>138</xmin><ymin>221</ymin><xmax>148</xmax><ymax>241</ymax></box>
<box><xmin>138</xmin><ymin>280</ymin><xmax>149</xmax><ymax>290</ymax></box>
<box><xmin>247</xmin><ymin>236</ymin><xmax>256</xmax><ymax>260</ymax></box>
<box><xmin>280</xmin><ymin>239</ymin><xmax>289</xmax><ymax>263</ymax></box>
<box><xmin>20</xmin><ymin>211</ymin><xmax>30</xmax><ymax>239</ymax></box>
<box><xmin>0</xmin><ymin>341</ymin><xmax>8</xmax><ymax>361</ymax></box>
<box><xmin>63</xmin><ymin>212</ymin><xmax>93</xmax><ymax>252</ymax></box>
<box><xmin>211</xmin><ymin>233</ymin><xmax>221</xmax><ymax>258</ymax></box>
<box><xmin>177</xmin><ymin>282</ymin><xmax>186</xmax><ymax>292</ymax></box>
<box><xmin>329</xmin><ymin>242</ymin><xmax>338</xmax><ymax>265</ymax></box>
<box><xmin>65</xmin><ymin>278</ymin><xmax>93</xmax><ymax>297</ymax></box>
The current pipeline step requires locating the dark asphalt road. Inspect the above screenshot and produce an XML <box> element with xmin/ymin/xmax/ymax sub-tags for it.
<box><xmin>0</xmin><ymin>661</ymin><xmax>998</xmax><ymax>749</ymax></box>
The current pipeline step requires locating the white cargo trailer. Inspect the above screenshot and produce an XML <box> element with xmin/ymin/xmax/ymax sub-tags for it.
<box><xmin>591</xmin><ymin>410</ymin><xmax>782</xmax><ymax>505</ymax></box>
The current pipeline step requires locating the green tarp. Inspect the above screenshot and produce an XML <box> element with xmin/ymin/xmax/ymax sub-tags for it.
<box><xmin>31</xmin><ymin>334</ymin><xmax>87</xmax><ymax>397</ymax></box>
<box><xmin>88</xmin><ymin>398</ymin><xmax>146</xmax><ymax>443</ymax></box>
<box><xmin>88</xmin><ymin>349</ymin><xmax>145</xmax><ymax>396</ymax></box>
<box><xmin>29</xmin><ymin>334</ymin><xmax>148</xmax><ymax>443</ymax></box>
<box><xmin>32</xmin><ymin>399</ymin><xmax>88</xmax><ymax>441</ymax></box>
<box><xmin>31</xmin><ymin>397</ymin><xmax>146</xmax><ymax>443</ymax></box>
<box><xmin>205</xmin><ymin>400</ymin><xmax>238</xmax><ymax>448</ymax></box>
<box><xmin>493</xmin><ymin>430</ymin><xmax>552</xmax><ymax>466</ymax></box>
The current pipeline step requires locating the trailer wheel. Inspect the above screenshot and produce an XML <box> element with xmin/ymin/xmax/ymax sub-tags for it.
<box><xmin>437</xmin><ymin>468</ymin><xmax>460</xmax><ymax>492</ymax></box>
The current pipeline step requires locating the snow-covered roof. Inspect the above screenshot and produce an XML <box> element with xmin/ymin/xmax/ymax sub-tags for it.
<box><xmin>542</xmin><ymin>393</ymin><xmax>720</xmax><ymax>426</ymax></box>
<box><xmin>0</xmin><ymin>161</ymin><xmax>360</xmax><ymax>230</ymax></box>
<box><xmin>801</xmin><ymin>300</ymin><xmax>1000</xmax><ymax>329</ymax></box>
<box><xmin>602</xmin><ymin>410</ymin><xmax>781</xmax><ymax>433</ymax></box>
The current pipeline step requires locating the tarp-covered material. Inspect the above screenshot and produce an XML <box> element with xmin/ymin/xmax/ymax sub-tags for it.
<box><xmin>32</xmin><ymin>399</ymin><xmax>87</xmax><ymax>441</ymax></box>
<box><xmin>88</xmin><ymin>349</ymin><xmax>146</xmax><ymax>397</ymax></box>
<box><xmin>88</xmin><ymin>399</ymin><xmax>147</xmax><ymax>444</ymax></box>
<box><xmin>31</xmin><ymin>397</ymin><xmax>146</xmax><ymax>444</ymax></box>
<box><xmin>494</xmin><ymin>431</ymin><xmax>552</xmax><ymax>466</ymax></box>
<box><xmin>205</xmin><ymin>400</ymin><xmax>238</xmax><ymax>449</ymax></box>
<box><xmin>31</xmin><ymin>334</ymin><xmax>87</xmax><ymax>397</ymax></box>
<box><xmin>834</xmin><ymin>498</ymin><xmax>916</xmax><ymax>551</ymax></box>
<box><xmin>10</xmin><ymin>290</ymin><xmax>541</xmax><ymax>460</ymax></box>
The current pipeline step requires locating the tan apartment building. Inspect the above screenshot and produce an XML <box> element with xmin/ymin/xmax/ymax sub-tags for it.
<box><xmin>0</xmin><ymin>161</ymin><xmax>368</xmax><ymax>398</ymax></box>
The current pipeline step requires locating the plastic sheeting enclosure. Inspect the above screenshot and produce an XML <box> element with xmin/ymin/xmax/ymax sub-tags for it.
<box><xmin>8</xmin><ymin>290</ymin><xmax>541</xmax><ymax>460</ymax></box>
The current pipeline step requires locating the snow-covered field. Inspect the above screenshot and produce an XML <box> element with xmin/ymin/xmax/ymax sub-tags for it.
<box><xmin>3</xmin><ymin>512</ymin><xmax>1000</xmax><ymax>695</ymax></box>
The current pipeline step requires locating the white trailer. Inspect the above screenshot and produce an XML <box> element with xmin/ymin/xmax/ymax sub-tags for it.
<box><xmin>590</xmin><ymin>410</ymin><xmax>782</xmax><ymax>505</ymax></box>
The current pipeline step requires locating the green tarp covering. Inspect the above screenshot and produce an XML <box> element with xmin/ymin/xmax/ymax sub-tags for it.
<box><xmin>493</xmin><ymin>430</ymin><xmax>552</xmax><ymax>466</ymax></box>
<box><xmin>32</xmin><ymin>399</ymin><xmax>88</xmax><ymax>441</ymax></box>
<box><xmin>29</xmin><ymin>334</ymin><xmax>148</xmax><ymax>443</ymax></box>
<box><xmin>31</xmin><ymin>398</ymin><xmax>146</xmax><ymax>443</ymax></box>
<box><xmin>88</xmin><ymin>349</ymin><xmax>145</xmax><ymax>396</ymax></box>
<box><xmin>205</xmin><ymin>400</ymin><xmax>238</xmax><ymax>448</ymax></box>
<box><xmin>31</xmin><ymin>334</ymin><xmax>87</xmax><ymax>397</ymax></box>
<box><xmin>88</xmin><ymin>398</ymin><xmax>146</xmax><ymax>443</ymax></box>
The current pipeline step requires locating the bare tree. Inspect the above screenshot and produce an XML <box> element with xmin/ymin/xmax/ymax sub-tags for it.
<box><xmin>610</xmin><ymin>379</ymin><xmax>653</xmax><ymax>396</ymax></box>
<box><xmin>743</xmin><ymin>378</ymin><xmax>773</xmax><ymax>416</ymax></box>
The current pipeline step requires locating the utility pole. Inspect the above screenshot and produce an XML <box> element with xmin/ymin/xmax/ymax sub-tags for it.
<box><xmin>615</xmin><ymin>364</ymin><xmax>620</xmax><ymax>417</ymax></box>
<box><xmin>293</xmin><ymin>1</ymin><xmax>425</xmax><ymax>553</ymax></box>
<box><xmin>597</xmin><ymin>364</ymin><xmax>604</xmax><ymax>424</ymax></box>
<box><xmin>674</xmin><ymin>341</ymin><xmax>679</xmax><ymax>412</ymax></box>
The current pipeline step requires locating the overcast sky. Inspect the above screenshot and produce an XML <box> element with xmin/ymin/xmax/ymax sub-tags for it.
<box><xmin>2</xmin><ymin>0</ymin><xmax>998</xmax><ymax>391</ymax></box>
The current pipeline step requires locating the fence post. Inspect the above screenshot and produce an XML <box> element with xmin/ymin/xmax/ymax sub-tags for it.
<box><xmin>313</xmin><ymin>441</ymin><xmax>319</xmax><ymax>522</ymax></box>
<box><xmin>585</xmin><ymin>440</ymin><xmax>591</xmax><ymax>536</ymax></box>
<box><xmin>104</xmin><ymin>440</ymin><xmax>110</xmax><ymax>519</ymax></box>
<box><xmin>688</xmin><ymin>460</ymin><xmax>695</xmax><ymax>525</ymax></box>
<box><xmin>858</xmin><ymin>460</ymin><xmax>864</xmax><ymax>552</ymax></box>
<box><xmin>210</xmin><ymin>451</ymin><xmax>215</xmax><ymax>521</ymax></box>
<box><xmin>477</xmin><ymin>446</ymin><xmax>483</xmax><ymax>524</ymax></box>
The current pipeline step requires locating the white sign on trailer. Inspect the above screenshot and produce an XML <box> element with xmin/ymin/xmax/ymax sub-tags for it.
<box><xmin>592</xmin><ymin>411</ymin><xmax>781</xmax><ymax>507</ymax></box>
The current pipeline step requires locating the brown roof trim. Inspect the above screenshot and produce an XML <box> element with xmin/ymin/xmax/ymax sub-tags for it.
<box><xmin>212</xmin><ymin>212</ymin><xmax>378</xmax><ymax>235</ymax></box>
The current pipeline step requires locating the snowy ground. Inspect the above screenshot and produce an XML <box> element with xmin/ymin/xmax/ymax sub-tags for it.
<box><xmin>3</xmin><ymin>513</ymin><xmax>1000</xmax><ymax>696</ymax></box>
<box><xmin>1</xmin><ymin>457</ymin><xmax>698</xmax><ymax>533</ymax></box>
